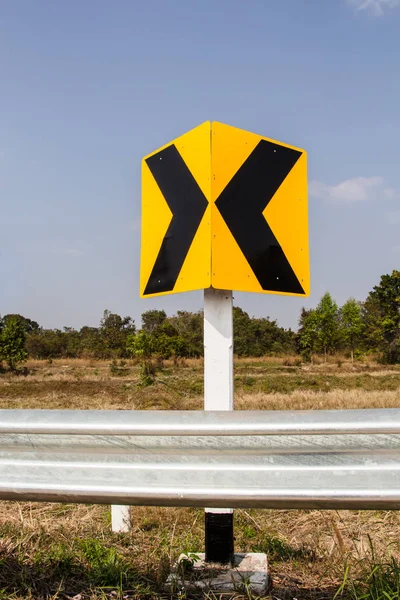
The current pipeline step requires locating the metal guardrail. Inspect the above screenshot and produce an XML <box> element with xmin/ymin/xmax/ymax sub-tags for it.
<box><xmin>2</xmin><ymin>408</ymin><xmax>400</xmax><ymax>435</ymax></box>
<box><xmin>0</xmin><ymin>409</ymin><xmax>400</xmax><ymax>510</ymax></box>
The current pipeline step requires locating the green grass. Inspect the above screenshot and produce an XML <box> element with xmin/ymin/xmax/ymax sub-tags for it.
<box><xmin>252</xmin><ymin>534</ymin><xmax>315</xmax><ymax>563</ymax></box>
<box><xmin>337</xmin><ymin>558</ymin><xmax>400</xmax><ymax>600</ymax></box>
<box><xmin>0</xmin><ymin>528</ymin><xmax>153</xmax><ymax>599</ymax></box>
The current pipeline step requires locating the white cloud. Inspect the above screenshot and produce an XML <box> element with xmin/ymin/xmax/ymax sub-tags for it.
<box><xmin>54</xmin><ymin>248</ymin><xmax>84</xmax><ymax>257</ymax></box>
<box><xmin>309</xmin><ymin>176</ymin><xmax>383</xmax><ymax>203</ymax></box>
<box><xmin>347</xmin><ymin>0</ymin><xmax>400</xmax><ymax>16</ymax></box>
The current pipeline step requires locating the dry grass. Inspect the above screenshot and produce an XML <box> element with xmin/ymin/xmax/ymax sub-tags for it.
<box><xmin>2</xmin><ymin>357</ymin><xmax>400</xmax><ymax>412</ymax></box>
<box><xmin>0</xmin><ymin>357</ymin><xmax>400</xmax><ymax>599</ymax></box>
<box><xmin>0</xmin><ymin>501</ymin><xmax>399</xmax><ymax>599</ymax></box>
<box><xmin>237</xmin><ymin>388</ymin><xmax>400</xmax><ymax>410</ymax></box>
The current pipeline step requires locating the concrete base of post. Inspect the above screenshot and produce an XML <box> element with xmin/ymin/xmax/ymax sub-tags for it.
<box><xmin>165</xmin><ymin>552</ymin><xmax>268</xmax><ymax>596</ymax></box>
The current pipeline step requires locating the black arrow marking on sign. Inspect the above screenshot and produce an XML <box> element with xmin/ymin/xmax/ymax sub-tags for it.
<box><xmin>144</xmin><ymin>144</ymin><xmax>208</xmax><ymax>295</ymax></box>
<box><xmin>215</xmin><ymin>139</ymin><xmax>305</xmax><ymax>294</ymax></box>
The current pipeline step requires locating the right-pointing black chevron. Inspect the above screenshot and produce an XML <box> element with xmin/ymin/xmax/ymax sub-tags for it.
<box><xmin>215</xmin><ymin>139</ymin><xmax>305</xmax><ymax>294</ymax></box>
<box><xmin>144</xmin><ymin>145</ymin><xmax>208</xmax><ymax>296</ymax></box>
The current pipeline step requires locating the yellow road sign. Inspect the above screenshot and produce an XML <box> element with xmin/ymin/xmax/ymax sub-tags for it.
<box><xmin>140</xmin><ymin>122</ymin><xmax>309</xmax><ymax>298</ymax></box>
<box><xmin>140</xmin><ymin>122</ymin><xmax>211</xmax><ymax>297</ymax></box>
<box><xmin>212</xmin><ymin>122</ymin><xmax>309</xmax><ymax>296</ymax></box>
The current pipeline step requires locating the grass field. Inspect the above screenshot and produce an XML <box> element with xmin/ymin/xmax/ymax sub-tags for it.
<box><xmin>0</xmin><ymin>357</ymin><xmax>400</xmax><ymax>599</ymax></box>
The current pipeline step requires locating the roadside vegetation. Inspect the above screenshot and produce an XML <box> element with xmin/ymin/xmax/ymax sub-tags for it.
<box><xmin>0</xmin><ymin>357</ymin><xmax>400</xmax><ymax>599</ymax></box>
<box><xmin>1</xmin><ymin>270</ymin><xmax>399</xmax><ymax>373</ymax></box>
<box><xmin>0</xmin><ymin>269</ymin><xmax>399</xmax><ymax>598</ymax></box>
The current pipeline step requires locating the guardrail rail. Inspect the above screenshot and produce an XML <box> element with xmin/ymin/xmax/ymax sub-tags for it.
<box><xmin>0</xmin><ymin>408</ymin><xmax>399</xmax><ymax>509</ymax></box>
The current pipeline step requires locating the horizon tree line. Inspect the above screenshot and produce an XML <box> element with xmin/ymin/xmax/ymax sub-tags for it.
<box><xmin>1</xmin><ymin>270</ymin><xmax>399</xmax><ymax>370</ymax></box>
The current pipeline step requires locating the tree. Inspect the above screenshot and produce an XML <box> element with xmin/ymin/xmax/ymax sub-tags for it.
<box><xmin>315</xmin><ymin>293</ymin><xmax>340</xmax><ymax>362</ymax></box>
<box><xmin>150</xmin><ymin>322</ymin><xmax>187</xmax><ymax>359</ymax></box>
<box><xmin>0</xmin><ymin>318</ymin><xmax>3</xmax><ymax>362</ymax></box>
<box><xmin>168</xmin><ymin>311</ymin><xmax>203</xmax><ymax>357</ymax></box>
<box><xmin>3</xmin><ymin>314</ymin><xmax>40</xmax><ymax>334</ymax></box>
<box><xmin>100</xmin><ymin>310</ymin><xmax>135</xmax><ymax>358</ymax></box>
<box><xmin>136</xmin><ymin>311</ymin><xmax>194</xmax><ymax>359</ymax></box>
<box><xmin>297</xmin><ymin>308</ymin><xmax>319</xmax><ymax>362</ymax></box>
<box><xmin>233</xmin><ymin>307</ymin><xmax>252</xmax><ymax>357</ymax></box>
<box><xmin>0</xmin><ymin>315</ymin><xmax>28</xmax><ymax>370</ymax></box>
<box><xmin>340</xmin><ymin>298</ymin><xmax>363</xmax><ymax>362</ymax></box>
<box><xmin>126</xmin><ymin>331</ymin><xmax>156</xmax><ymax>385</ymax></box>
<box><xmin>127</xmin><ymin>331</ymin><xmax>153</xmax><ymax>359</ymax></box>
<box><xmin>63</xmin><ymin>327</ymin><xmax>82</xmax><ymax>358</ymax></box>
<box><xmin>361</xmin><ymin>294</ymin><xmax>384</xmax><ymax>355</ymax></box>
<box><xmin>79</xmin><ymin>326</ymin><xmax>103</xmax><ymax>358</ymax></box>
<box><xmin>233</xmin><ymin>307</ymin><xmax>296</xmax><ymax>357</ymax></box>
<box><xmin>366</xmin><ymin>270</ymin><xmax>400</xmax><ymax>363</ymax></box>
<box><xmin>25</xmin><ymin>329</ymin><xmax>67</xmax><ymax>359</ymax></box>
<box><xmin>141</xmin><ymin>310</ymin><xmax>167</xmax><ymax>333</ymax></box>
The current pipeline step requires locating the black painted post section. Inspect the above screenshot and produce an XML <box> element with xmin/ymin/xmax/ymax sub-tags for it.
<box><xmin>205</xmin><ymin>512</ymin><xmax>234</xmax><ymax>565</ymax></box>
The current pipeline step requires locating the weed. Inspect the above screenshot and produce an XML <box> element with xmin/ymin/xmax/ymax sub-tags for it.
<box><xmin>140</xmin><ymin>518</ymin><xmax>159</xmax><ymax>532</ymax></box>
<box><xmin>337</xmin><ymin>557</ymin><xmax>400</xmax><ymax>599</ymax></box>
<box><xmin>241</xmin><ymin>376</ymin><xmax>257</xmax><ymax>388</ymax></box>
<box><xmin>252</xmin><ymin>534</ymin><xmax>313</xmax><ymax>562</ymax></box>
<box><xmin>78</xmin><ymin>538</ymin><xmax>130</xmax><ymax>586</ymax></box>
<box><xmin>242</xmin><ymin>525</ymin><xmax>257</xmax><ymax>539</ymax></box>
<box><xmin>108</xmin><ymin>359</ymin><xmax>130</xmax><ymax>377</ymax></box>
<box><xmin>138</xmin><ymin>360</ymin><xmax>156</xmax><ymax>386</ymax></box>
<box><xmin>177</xmin><ymin>552</ymin><xmax>200</xmax><ymax>576</ymax></box>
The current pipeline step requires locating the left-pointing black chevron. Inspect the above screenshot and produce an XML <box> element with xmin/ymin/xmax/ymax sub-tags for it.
<box><xmin>144</xmin><ymin>145</ymin><xmax>208</xmax><ymax>295</ymax></box>
<box><xmin>215</xmin><ymin>139</ymin><xmax>305</xmax><ymax>294</ymax></box>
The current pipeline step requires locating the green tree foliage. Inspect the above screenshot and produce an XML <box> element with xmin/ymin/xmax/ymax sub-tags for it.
<box><xmin>361</xmin><ymin>294</ymin><xmax>385</xmax><ymax>355</ymax></box>
<box><xmin>151</xmin><ymin>328</ymin><xmax>187</xmax><ymax>359</ymax></box>
<box><xmin>233</xmin><ymin>307</ymin><xmax>296</xmax><ymax>357</ymax></box>
<box><xmin>126</xmin><ymin>330</ymin><xmax>156</xmax><ymax>385</ymax></box>
<box><xmin>79</xmin><ymin>326</ymin><xmax>103</xmax><ymax>358</ymax></box>
<box><xmin>365</xmin><ymin>270</ymin><xmax>400</xmax><ymax>363</ymax></box>
<box><xmin>7</xmin><ymin>270</ymin><xmax>400</xmax><ymax>365</ymax></box>
<box><xmin>0</xmin><ymin>315</ymin><xmax>28</xmax><ymax>370</ymax></box>
<box><xmin>141</xmin><ymin>310</ymin><xmax>167</xmax><ymax>333</ymax></box>
<box><xmin>297</xmin><ymin>308</ymin><xmax>319</xmax><ymax>362</ymax></box>
<box><xmin>99</xmin><ymin>310</ymin><xmax>135</xmax><ymax>358</ymax></box>
<box><xmin>315</xmin><ymin>293</ymin><xmax>340</xmax><ymax>361</ymax></box>
<box><xmin>167</xmin><ymin>311</ymin><xmax>203</xmax><ymax>357</ymax></box>
<box><xmin>126</xmin><ymin>330</ymin><xmax>153</xmax><ymax>360</ymax></box>
<box><xmin>298</xmin><ymin>295</ymin><xmax>340</xmax><ymax>362</ymax></box>
<box><xmin>0</xmin><ymin>318</ymin><xmax>3</xmax><ymax>366</ymax></box>
<box><xmin>340</xmin><ymin>298</ymin><xmax>363</xmax><ymax>362</ymax></box>
<box><xmin>3</xmin><ymin>314</ymin><xmax>39</xmax><ymax>334</ymax></box>
<box><xmin>138</xmin><ymin>310</ymin><xmax>196</xmax><ymax>358</ymax></box>
<box><xmin>25</xmin><ymin>312</ymin><xmax>135</xmax><ymax>360</ymax></box>
<box><xmin>26</xmin><ymin>329</ymin><xmax>71</xmax><ymax>359</ymax></box>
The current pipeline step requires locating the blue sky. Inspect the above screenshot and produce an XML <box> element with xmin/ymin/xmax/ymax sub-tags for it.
<box><xmin>1</xmin><ymin>0</ymin><xmax>400</xmax><ymax>331</ymax></box>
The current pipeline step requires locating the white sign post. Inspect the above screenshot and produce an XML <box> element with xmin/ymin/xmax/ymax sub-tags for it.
<box><xmin>111</xmin><ymin>287</ymin><xmax>234</xmax><ymax>537</ymax></box>
<box><xmin>204</xmin><ymin>287</ymin><xmax>234</xmax><ymax>563</ymax></box>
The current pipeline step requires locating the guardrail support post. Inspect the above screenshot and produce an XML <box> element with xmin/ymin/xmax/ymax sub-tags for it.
<box><xmin>111</xmin><ymin>505</ymin><xmax>132</xmax><ymax>532</ymax></box>
<box><xmin>204</xmin><ymin>287</ymin><xmax>234</xmax><ymax>564</ymax></box>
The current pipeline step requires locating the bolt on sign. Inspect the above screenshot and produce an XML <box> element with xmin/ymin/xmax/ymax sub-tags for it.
<box><xmin>140</xmin><ymin>122</ymin><xmax>309</xmax><ymax>298</ymax></box>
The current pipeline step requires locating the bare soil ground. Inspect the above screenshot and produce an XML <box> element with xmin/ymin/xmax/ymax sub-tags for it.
<box><xmin>0</xmin><ymin>357</ymin><xmax>399</xmax><ymax>599</ymax></box>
